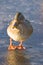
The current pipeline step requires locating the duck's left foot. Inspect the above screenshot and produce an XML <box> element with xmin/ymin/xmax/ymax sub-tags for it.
<box><xmin>8</xmin><ymin>45</ymin><xmax>17</xmax><ymax>50</ymax></box>
<box><xmin>17</xmin><ymin>45</ymin><xmax>26</xmax><ymax>50</ymax></box>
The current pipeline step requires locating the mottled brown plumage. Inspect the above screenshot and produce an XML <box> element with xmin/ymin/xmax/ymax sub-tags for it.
<box><xmin>7</xmin><ymin>12</ymin><xmax>33</xmax><ymax>50</ymax></box>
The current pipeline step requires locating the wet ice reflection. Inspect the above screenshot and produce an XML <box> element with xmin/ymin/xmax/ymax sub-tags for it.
<box><xmin>7</xmin><ymin>50</ymin><xmax>30</xmax><ymax>65</ymax></box>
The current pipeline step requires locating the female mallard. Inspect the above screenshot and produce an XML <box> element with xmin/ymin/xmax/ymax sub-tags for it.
<box><xmin>7</xmin><ymin>12</ymin><xmax>33</xmax><ymax>50</ymax></box>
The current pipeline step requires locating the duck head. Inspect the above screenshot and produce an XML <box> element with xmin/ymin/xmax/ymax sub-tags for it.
<box><xmin>14</xmin><ymin>12</ymin><xmax>25</xmax><ymax>21</ymax></box>
<box><xmin>9</xmin><ymin>12</ymin><xmax>25</xmax><ymax>28</ymax></box>
<box><xmin>12</xmin><ymin>12</ymin><xmax>25</xmax><ymax>28</ymax></box>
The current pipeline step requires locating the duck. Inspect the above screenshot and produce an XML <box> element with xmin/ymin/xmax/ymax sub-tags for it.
<box><xmin>7</xmin><ymin>12</ymin><xmax>33</xmax><ymax>50</ymax></box>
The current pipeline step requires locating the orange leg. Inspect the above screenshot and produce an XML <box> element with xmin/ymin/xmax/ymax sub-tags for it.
<box><xmin>8</xmin><ymin>38</ymin><xmax>17</xmax><ymax>50</ymax></box>
<box><xmin>17</xmin><ymin>41</ymin><xmax>26</xmax><ymax>50</ymax></box>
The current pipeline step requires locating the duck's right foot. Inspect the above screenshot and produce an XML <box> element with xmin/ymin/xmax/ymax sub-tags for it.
<box><xmin>17</xmin><ymin>45</ymin><xmax>26</xmax><ymax>50</ymax></box>
<box><xmin>8</xmin><ymin>45</ymin><xmax>17</xmax><ymax>50</ymax></box>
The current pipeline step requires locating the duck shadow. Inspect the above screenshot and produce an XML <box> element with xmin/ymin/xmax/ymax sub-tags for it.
<box><xmin>6</xmin><ymin>50</ymin><xmax>31</xmax><ymax>65</ymax></box>
<box><xmin>0</xmin><ymin>50</ymin><xmax>31</xmax><ymax>65</ymax></box>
